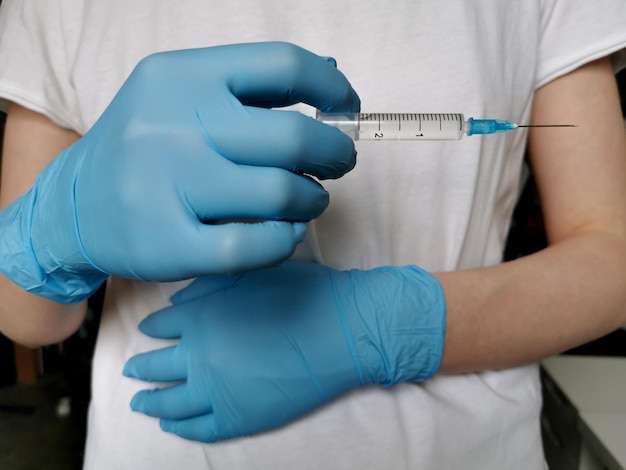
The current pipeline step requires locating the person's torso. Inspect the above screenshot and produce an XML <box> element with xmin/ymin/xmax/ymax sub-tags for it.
<box><xmin>69</xmin><ymin>1</ymin><xmax>545</xmax><ymax>468</ymax></box>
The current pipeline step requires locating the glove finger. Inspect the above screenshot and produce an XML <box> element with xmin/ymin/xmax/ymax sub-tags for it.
<box><xmin>130</xmin><ymin>383</ymin><xmax>212</xmax><ymax>420</ymax></box>
<box><xmin>174</xmin><ymin>220</ymin><xmax>306</xmax><ymax>277</ymax></box>
<box><xmin>183</xmin><ymin>162</ymin><xmax>329</xmax><ymax>222</ymax></box>
<box><xmin>160</xmin><ymin>414</ymin><xmax>222</xmax><ymax>443</ymax></box>
<box><xmin>234</xmin><ymin>57</ymin><xmax>338</xmax><ymax>109</ymax></box>
<box><xmin>223</xmin><ymin>43</ymin><xmax>360</xmax><ymax>113</ymax></box>
<box><xmin>136</xmin><ymin>303</ymin><xmax>197</xmax><ymax>339</ymax></box>
<box><xmin>199</xmin><ymin>108</ymin><xmax>356</xmax><ymax>180</ymax></box>
<box><xmin>123</xmin><ymin>346</ymin><xmax>185</xmax><ymax>381</ymax></box>
<box><xmin>169</xmin><ymin>275</ymin><xmax>239</xmax><ymax>304</ymax></box>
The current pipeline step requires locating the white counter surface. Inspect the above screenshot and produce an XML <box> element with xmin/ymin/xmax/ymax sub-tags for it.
<box><xmin>542</xmin><ymin>355</ymin><xmax>626</xmax><ymax>470</ymax></box>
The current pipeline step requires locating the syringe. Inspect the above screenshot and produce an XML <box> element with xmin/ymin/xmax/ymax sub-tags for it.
<box><xmin>316</xmin><ymin>111</ymin><xmax>575</xmax><ymax>141</ymax></box>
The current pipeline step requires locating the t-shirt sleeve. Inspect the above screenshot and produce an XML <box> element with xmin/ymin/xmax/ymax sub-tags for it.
<box><xmin>0</xmin><ymin>0</ymin><xmax>82</xmax><ymax>131</ymax></box>
<box><xmin>536</xmin><ymin>0</ymin><xmax>626</xmax><ymax>88</ymax></box>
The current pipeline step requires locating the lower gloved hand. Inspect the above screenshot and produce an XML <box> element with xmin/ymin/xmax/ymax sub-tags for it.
<box><xmin>123</xmin><ymin>260</ymin><xmax>446</xmax><ymax>443</ymax></box>
<box><xmin>0</xmin><ymin>42</ymin><xmax>358</xmax><ymax>303</ymax></box>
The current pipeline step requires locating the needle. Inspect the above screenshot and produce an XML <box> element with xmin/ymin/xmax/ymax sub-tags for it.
<box><xmin>516</xmin><ymin>124</ymin><xmax>577</xmax><ymax>128</ymax></box>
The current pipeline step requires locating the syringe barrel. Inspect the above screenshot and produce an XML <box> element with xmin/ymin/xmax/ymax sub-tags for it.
<box><xmin>315</xmin><ymin>111</ymin><xmax>360</xmax><ymax>140</ymax></box>
<box><xmin>316</xmin><ymin>111</ymin><xmax>466</xmax><ymax>141</ymax></box>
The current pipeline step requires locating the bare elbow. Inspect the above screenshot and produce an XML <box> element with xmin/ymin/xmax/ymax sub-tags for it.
<box><xmin>4</xmin><ymin>317</ymin><xmax>86</xmax><ymax>348</ymax></box>
<box><xmin>0</xmin><ymin>284</ymin><xmax>88</xmax><ymax>347</ymax></box>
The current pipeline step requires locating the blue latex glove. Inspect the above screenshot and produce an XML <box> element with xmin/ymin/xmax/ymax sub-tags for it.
<box><xmin>0</xmin><ymin>42</ymin><xmax>358</xmax><ymax>303</ymax></box>
<box><xmin>124</xmin><ymin>260</ymin><xmax>446</xmax><ymax>442</ymax></box>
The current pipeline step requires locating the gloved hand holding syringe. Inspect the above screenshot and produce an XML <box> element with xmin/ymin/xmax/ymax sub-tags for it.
<box><xmin>316</xmin><ymin>111</ymin><xmax>575</xmax><ymax>140</ymax></box>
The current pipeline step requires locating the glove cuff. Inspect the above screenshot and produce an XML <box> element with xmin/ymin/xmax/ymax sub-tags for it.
<box><xmin>334</xmin><ymin>265</ymin><xmax>446</xmax><ymax>386</ymax></box>
<box><xmin>0</xmin><ymin>182</ymin><xmax>107</xmax><ymax>304</ymax></box>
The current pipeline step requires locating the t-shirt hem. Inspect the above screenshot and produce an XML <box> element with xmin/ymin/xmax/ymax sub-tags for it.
<box><xmin>0</xmin><ymin>81</ymin><xmax>83</xmax><ymax>133</ymax></box>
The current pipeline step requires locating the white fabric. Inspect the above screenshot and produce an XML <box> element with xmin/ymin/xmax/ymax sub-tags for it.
<box><xmin>1</xmin><ymin>1</ymin><xmax>626</xmax><ymax>468</ymax></box>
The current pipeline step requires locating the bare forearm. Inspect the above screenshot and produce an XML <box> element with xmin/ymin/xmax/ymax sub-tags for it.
<box><xmin>437</xmin><ymin>231</ymin><xmax>626</xmax><ymax>373</ymax></box>
<box><xmin>436</xmin><ymin>57</ymin><xmax>626</xmax><ymax>374</ymax></box>
<box><xmin>0</xmin><ymin>273</ymin><xmax>87</xmax><ymax>347</ymax></box>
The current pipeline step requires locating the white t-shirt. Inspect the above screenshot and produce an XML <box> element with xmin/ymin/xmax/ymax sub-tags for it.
<box><xmin>1</xmin><ymin>1</ymin><xmax>625</xmax><ymax>469</ymax></box>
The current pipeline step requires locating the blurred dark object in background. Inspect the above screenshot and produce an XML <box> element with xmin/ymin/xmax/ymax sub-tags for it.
<box><xmin>0</xmin><ymin>111</ymin><xmax>15</xmax><ymax>387</ymax></box>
